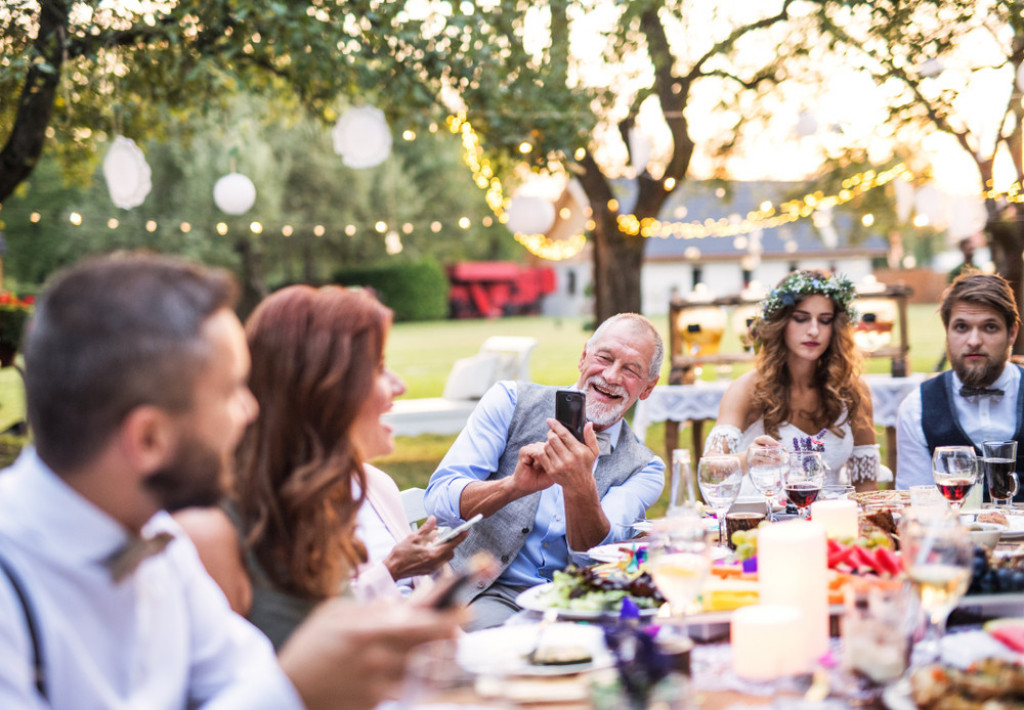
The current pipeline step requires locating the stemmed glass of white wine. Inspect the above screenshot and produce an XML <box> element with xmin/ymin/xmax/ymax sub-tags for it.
<box><xmin>900</xmin><ymin>511</ymin><xmax>973</xmax><ymax>665</ymax></box>
<box><xmin>747</xmin><ymin>445</ymin><xmax>787</xmax><ymax>522</ymax></box>
<box><xmin>697</xmin><ymin>454</ymin><xmax>743</xmax><ymax>548</ymax></box>
<box><xmin>646</xmin><ymin>517</ymin><xmax>711</xmax><ymax>623</ymax></box>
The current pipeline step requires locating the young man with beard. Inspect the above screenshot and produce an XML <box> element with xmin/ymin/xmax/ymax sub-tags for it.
<box><xmin>0</xmin><ymin>253</ymin><xmax>458</xmax><ymax>710</ymax></box>
<box><xmin>425</xmin><ymin>313</ymin><xmax>665</xmax><ymax>630</ymax></box>
<box><xmin>896</xmin><ymin>271</ymin><xmax>1024</xmax><ymax>498</ymax></box>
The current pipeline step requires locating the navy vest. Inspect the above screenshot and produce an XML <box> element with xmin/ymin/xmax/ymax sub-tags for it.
<box><xmin>920</xmin><ymin>367</ymin><xmax>1024</xmax><ymax>502</ymax></box>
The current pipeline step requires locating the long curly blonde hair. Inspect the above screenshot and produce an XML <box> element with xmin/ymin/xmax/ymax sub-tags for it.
<box><xmin>751</xmin><ymin>269</ymin><xmax>865</xmax><ymax>439</ymax></box>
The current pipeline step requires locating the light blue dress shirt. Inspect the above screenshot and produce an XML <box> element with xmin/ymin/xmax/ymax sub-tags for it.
<box><xmin>425</xmin><ymin>382</ymin><xmax>664</xmax><ymax>588</ymax></box>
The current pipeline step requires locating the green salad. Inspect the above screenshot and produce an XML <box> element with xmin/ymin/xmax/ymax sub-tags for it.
<box><xmin>536</xmin><ymin>565</ymin><xmax>665</xmax><ymax>613</ymax></box>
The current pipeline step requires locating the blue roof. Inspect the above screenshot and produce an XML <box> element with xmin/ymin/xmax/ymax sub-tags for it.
<box><xmin>612</xmin><ymin>179</ymin><xmax>889</xmax><ymax>259</ymax></box>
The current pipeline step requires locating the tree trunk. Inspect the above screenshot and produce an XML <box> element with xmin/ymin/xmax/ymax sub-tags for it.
<box><xmin>986</xmin><ymin>202</ymin><xmax>1024</xmax><ymax>354</ymax></box>
<box><xmin>234</xmin><ymin>235</ymin><xmax>268</xmax><ymax>319</ymax></box>
<box><xmin>0</xmin><ymin>0</ymin><xmax>67</xmax><ymax>203</ymax></box>
<box><xmin>592</xmin><ymin>208</ymin><xmax>645</xmax><ymax>324</ymax></box>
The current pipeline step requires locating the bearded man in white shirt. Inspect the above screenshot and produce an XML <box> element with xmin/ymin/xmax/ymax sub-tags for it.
<box><xmin>0</xmin><ymin>253</ymin><xmax>457</xmax><ymax>710</ymax></box>
<box><xmin>896</xmin><ymin>270</ymin><xmax>1023</xmax><ymax>500</ymax></box>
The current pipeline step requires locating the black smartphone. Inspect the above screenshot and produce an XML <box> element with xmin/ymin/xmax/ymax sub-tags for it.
<box><xmin>555</xmin><ymin>389</ymin><xmax>586</xmax><ymax>442</ymax></box>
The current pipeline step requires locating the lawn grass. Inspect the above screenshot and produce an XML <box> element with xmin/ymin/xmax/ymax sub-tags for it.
<box><xmin>378</xmin><ymin>303</ymin><xmax>949</xmax><ymax>517</ymax></box>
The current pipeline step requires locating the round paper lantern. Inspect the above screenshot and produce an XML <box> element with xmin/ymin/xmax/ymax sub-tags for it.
<box><xmin>505</xmin><ymin>195</ymin><xmax>556</xmax><ymax>235</ymax></box>
<box><xmin>333</xmin><ymin>106</ymin><xmax>392</xmax><ymax>169</ymax></box>
<box><xmin>795</xmin><ymin>111</ymin><xmax>818</xmax><ymax>137</ymax></box>
<box><xmin>103</xmin><ymin>136</ymin><xmax>151</xmax><ymax>209</ymax></box>
<box><xmin>213</xmin><ymin>173</ymin><xmax>257</xmax><ymax>215</ymax></box>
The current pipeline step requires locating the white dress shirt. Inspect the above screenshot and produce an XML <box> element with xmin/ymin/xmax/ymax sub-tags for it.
<box><xmin>896</xmin><ymin>364</ymin><xmax>1021</xmax><ymax>489</ymax></box>
<box><xmin>0</xmin><ymin>448</ymin><xmax>303</xmax><ymax>710</ymax></box>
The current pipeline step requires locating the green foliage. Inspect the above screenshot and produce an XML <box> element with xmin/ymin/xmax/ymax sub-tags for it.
<box><xmin>334</xmin><ymin>260</ymin><xmax>449</xmax><ymax>322</ymax></box>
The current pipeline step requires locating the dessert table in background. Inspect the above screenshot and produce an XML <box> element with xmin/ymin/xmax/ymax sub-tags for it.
<box><xmin>632</xmin><ymin>373</ymin><xmax>928</xmax><ymax>471</ymax></box>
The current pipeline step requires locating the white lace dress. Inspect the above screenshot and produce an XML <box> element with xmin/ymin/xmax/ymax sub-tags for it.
<box><xmin>705</xmin><ymin>415</ymin><xmax>880</xmax><ymax>497</ymax></box>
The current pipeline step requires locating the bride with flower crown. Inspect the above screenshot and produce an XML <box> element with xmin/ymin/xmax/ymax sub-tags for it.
<box><xmin>705</xmin><ymin>269</ymin><xmax>881</xmax><ymax>492</ymax></box>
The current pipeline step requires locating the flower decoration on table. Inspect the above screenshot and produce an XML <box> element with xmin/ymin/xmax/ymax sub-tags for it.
<box><xmin>792</xmin><ymin>429</ymin><xmax>827</xmax><ymax>454</ymax></box>
<box><xmin>0</xmin><ymin>291</ymin><xmax>33</xmax><ymax>367</ymax></box>
<box><xmin>592</xmin><ymin>600</ymin><xmax>684</xmax><ymax>710</ymax></box>
<box><xmin>759</xmin><ymin>271</ymin><xmax>858</xmax><ymax>323</ymax></box>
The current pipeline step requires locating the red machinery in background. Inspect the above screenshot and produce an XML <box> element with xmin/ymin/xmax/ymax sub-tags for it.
<box><xmin>448</xmin><ymin>261</ymin><xmax>556</xmax><ymax>318</ymax></box>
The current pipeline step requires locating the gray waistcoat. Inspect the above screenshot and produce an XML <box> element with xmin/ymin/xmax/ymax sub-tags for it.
<box><xmin>450</xmin><ymin>382</ymin><xmax>657</xmax><ymax>593</ymax></box>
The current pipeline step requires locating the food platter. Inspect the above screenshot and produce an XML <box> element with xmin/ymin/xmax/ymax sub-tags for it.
<box><xmin>457</xmin><ymin>623</ymin><xmax>614</xmax><ymax>677</ymax></box>
<box><xmin>515</xmin><ymin>583</ymin><xmax>661</xmax><ymax>621</ymax></box>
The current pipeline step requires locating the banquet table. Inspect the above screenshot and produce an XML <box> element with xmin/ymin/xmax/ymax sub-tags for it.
<box><xmin>631</xmin><ymin>373</ymin><xmax>928</xmax><ymax>471</ymax></box>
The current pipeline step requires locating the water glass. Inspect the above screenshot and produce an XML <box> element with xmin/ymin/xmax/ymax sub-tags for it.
<box><xmin>646</xmin><ymin>517</ymin><xmax>711</xmax><ymax>619</ymax></box>
<box><xmin>819</xmin><ymin>484</ymin><xmax>855</xmax><ymax>501</ymax></box>
<box><xmin>696</xmin><ymin>454</ymin><xmax>743</xmax><ymax>548</ymax></box>
<box><xmin>982</xmin><ymin>440</ymin><xmax>1018</xmax><ymax>507</ymax></box>
<box><xmin>931</xmin><ymin>446</ymin><xmax>978</xmax><ymax>511</ymax></box>
<box><xmin>747</xmin><ymin>445</ymin><xmax>787</xmax><ymax>522</ymax></box>
<box><xmin>784</xmin><ymin>451</ymin><xmax>825</xmax><ymax>518</ymax></box>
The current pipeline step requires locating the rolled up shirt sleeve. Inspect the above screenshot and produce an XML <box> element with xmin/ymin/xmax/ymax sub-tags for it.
<box><xmin>424</xmin><ymin>382</ymin><xmax>518</xmax><ymax>526</ymax></box>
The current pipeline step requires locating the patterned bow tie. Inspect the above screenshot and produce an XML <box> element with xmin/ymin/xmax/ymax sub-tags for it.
<box><xmin>105</xmin><ymin>531</ymin><xmax>175</xmax><ymax>583</ymax></box>
<box><xmin>960</xmin><ymin>386</ymin><xmax>1005</xmax><ymax>398</ymax></box>
<box><xmin>595</xmin><ymin>431</ymin><xmax>613</xmax><ymax>456</ymax></box>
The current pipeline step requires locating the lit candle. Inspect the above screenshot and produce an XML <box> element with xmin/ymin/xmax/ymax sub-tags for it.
<box><xmin>757</xmin><ymin>520</ymin><xmax>829</xmax><ymax>668</ymax></box>
<box><xmin>810</xmin><ymin>499</ymin><xmax>858</xmax><ymax>540</ymax></box>
<box><xmin>731</xmin><ymin>605</ymin><xmax>807</xmax><ymax>680</ymax></box>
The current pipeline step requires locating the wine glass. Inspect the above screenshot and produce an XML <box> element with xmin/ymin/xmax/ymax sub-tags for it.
<box><xmin>696</xmin><ymin>454</ymin><xmax>743</xmax><ymax>548</ymax></box>
<box><xmin>932</xmin><ymin>446</ymin><xmax>979</xmax><ymax>511</ymax></box>
<box><xmin>982</xmin><ymin>440</ymin><xmax>1018</xmax><ymax>508</ymax></box>
<box><xmin>646</xmin><ymin>517</ymin><xmax>711</xmax><ymax>622</ymax></box>
<box><xmin>784</xmin><ymin>451</ymin><xmax>825</xmax><ymax>519</ymax></box>
<box><xmin>746</xmin><ymin>445</ymin><xmax>787</xmax><ymax>522</ymax></box>
<box><xmin>900</xmin><ymin>511</ymin><xmax>973</xmax><ymax>666</ymax></box>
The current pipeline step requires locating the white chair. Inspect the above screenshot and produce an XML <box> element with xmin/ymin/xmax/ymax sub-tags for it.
<box><xmin>400</xmin><ymin>487</ymin><xmax>427</xmax><ymax>527</ymax></box>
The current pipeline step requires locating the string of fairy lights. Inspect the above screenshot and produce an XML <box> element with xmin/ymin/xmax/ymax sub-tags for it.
<box><xmin>9</xmin><ymin>110</ymin><xmax>1024</xmax><ymax>262</ymax></box>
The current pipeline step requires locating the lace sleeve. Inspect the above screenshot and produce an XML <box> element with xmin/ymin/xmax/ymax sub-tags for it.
<box><xmin>705</xmin><ymin>425</ymin><xmax>742</xmax><ymax>454</ymax></box>
<box><xmin>848</xmin><ymin>444</ymin><xmax>880</xmax><ymax>485</ymax></box>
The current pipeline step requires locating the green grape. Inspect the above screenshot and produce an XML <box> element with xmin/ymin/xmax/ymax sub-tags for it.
<box><xmin>731</xmin><ymin>530</ymin><xmax>748</xmax><ymax>547</ymax></box>
<box><xmin>735</xmin><ymin>543</ymin><xmax>756</xmax><ymax>561</ymax></box>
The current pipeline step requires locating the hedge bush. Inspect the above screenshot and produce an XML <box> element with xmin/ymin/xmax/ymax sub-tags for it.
<box><xmin>333</xmin><ymin>260</ymin><xmax>449</xmax><ymax>322</ymax></box>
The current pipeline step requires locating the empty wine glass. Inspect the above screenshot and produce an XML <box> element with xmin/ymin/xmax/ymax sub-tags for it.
<box><xmin>747</xmin><ymin>445</ymin><xmax>787</xmax><ymax>522</ymax></box>
<box><xmin>784</xmin><ymin>451</ymin><xmax>825</xmax><ymax>519</ymax></box>
<box><xmin>697</xmin><ymin>454</ymin><xmax>743</xmax><ymax>548</ymax></box>
<box><xmin>932</xmin><ymin>446</ymin><xmax>978</xmax><ymax>511</ymax></box>
<box><xmin>900</xmin><ymin>511</ymin><xmax>973</xmax><ymax>666</ymax></box>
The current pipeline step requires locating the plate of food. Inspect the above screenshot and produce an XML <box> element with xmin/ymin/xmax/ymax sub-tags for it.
<box><xmin>457</xmin><ymin>622</ymin><xmax>614</xmax><ymax>677</ymax></box>
<box><xmin>516</xmin><ymin>566</ymin><xmax>664</xmax><ymax>620</ymax></box>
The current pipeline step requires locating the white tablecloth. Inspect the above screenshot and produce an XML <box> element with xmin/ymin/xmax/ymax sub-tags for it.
<box><xmin>632</xmin><ymin>373</ymin><xmax>928</xmax><ymax>441</ymax></box>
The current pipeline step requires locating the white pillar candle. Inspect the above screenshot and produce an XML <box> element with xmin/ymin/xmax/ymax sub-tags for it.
<box><xmin>757</xmin><ymin>520</ymin><xmax>829</xmax><ymax>669</ymax></box>
<box><xmin>811</xmin><ymin>499</ymin><xmax>858</xmax><ymax>540</ymax></box>
<box><xmin>731</xmin><ymin>605</ymin><xmax>807</xmax><ymax>680</ymax></box>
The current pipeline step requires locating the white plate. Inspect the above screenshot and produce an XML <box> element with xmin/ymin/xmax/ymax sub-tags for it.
<box><xmin>515</xmin><ymin>583</ymin><xmax>661</xmax><ymax>620</ymax></box>
<box><xmin>456</xmin><ymin>623</ymin><xmax>613</xmax><ymax>677</ymax></box>
<box><xmin>584</xmin><ymin>541</ymin><xmax>730</xmax><ymax>564</ymax></box>
<box><xmin>881</xmin><ymin>679</ymin><xmax>914</xmax><ymax>710</ymax></box>
<box><xmin>631</xmin><ymin>520</ymin><xmax>654</xmax><ymax>533</ymax></box>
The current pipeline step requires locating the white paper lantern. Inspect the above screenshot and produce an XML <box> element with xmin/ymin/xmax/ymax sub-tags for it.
<box><xmin>505</xmin><ymin>195</ymin><xmax>556</xmax><ymax>235</ymax></box>
<box><xmin>795</xmin><ymin>111</ymin><xmax>818</xmax><ymax>137</ymax></box>
<box><xmin>213</xmin><ymin>173</ymin><xmax>257</xmax><ymax>215</ymax></box>
<box><xmin>103</xmin><ymin>136</ymin><xmax>152</xmax><ymax>209</ymax></box>
<box><xmin>333</xmin><ymin>106</ymin><xmax>392</xmax><ymax>169</ymax></box>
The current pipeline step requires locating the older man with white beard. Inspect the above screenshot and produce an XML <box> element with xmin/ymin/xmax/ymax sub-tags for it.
<box><xmin>425</xmin><ymin>313</ymin><xmax>665</xmax><ymax>630</ymax></box>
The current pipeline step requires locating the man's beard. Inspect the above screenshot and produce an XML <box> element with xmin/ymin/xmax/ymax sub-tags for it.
<box><xmin>950</xmin><ymin>347</ymin><xmax>1006</xmax><ymax>388</ymax></box>
<box><xmin>143</xmin><ymin>431</ymin><xmax>228</xmax><ymax>513</ymax></box>
<box><xmin>584</xmin><ymin>375</ymin><xmax>630</xmax><ymax>428</ymax></box>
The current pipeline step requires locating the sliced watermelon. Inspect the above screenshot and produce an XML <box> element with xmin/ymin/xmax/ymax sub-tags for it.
<box><xmin>985</xmin><ymin>618</ymin><xmax>1024</xmax><ymax>653</ymax></box>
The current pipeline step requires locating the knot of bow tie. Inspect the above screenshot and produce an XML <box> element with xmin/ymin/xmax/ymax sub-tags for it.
<box><xmin>960</xmin><ymin>386</ymin><xmax>1005</xmax><ymax>398</ymax></box>
<box><xmin>105</xmin><ymin>531</ymin><xmax>175</xmax><ymax>583</ymax></box>
<box><xmin>595</xmin><ymin>431</ymin><xmax>613</xmax><ymax>456</ymax></box>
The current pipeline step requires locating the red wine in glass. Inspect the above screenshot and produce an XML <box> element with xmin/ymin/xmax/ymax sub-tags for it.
<box><xmin>785</xmin><ymin>483</ymin><xmax>821</xmax><ymax>509</ymax></box>
<box><xmin>936</xmin><ymin>478</ymin><xmax>973</xmax><ymax>503</ymax></box>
